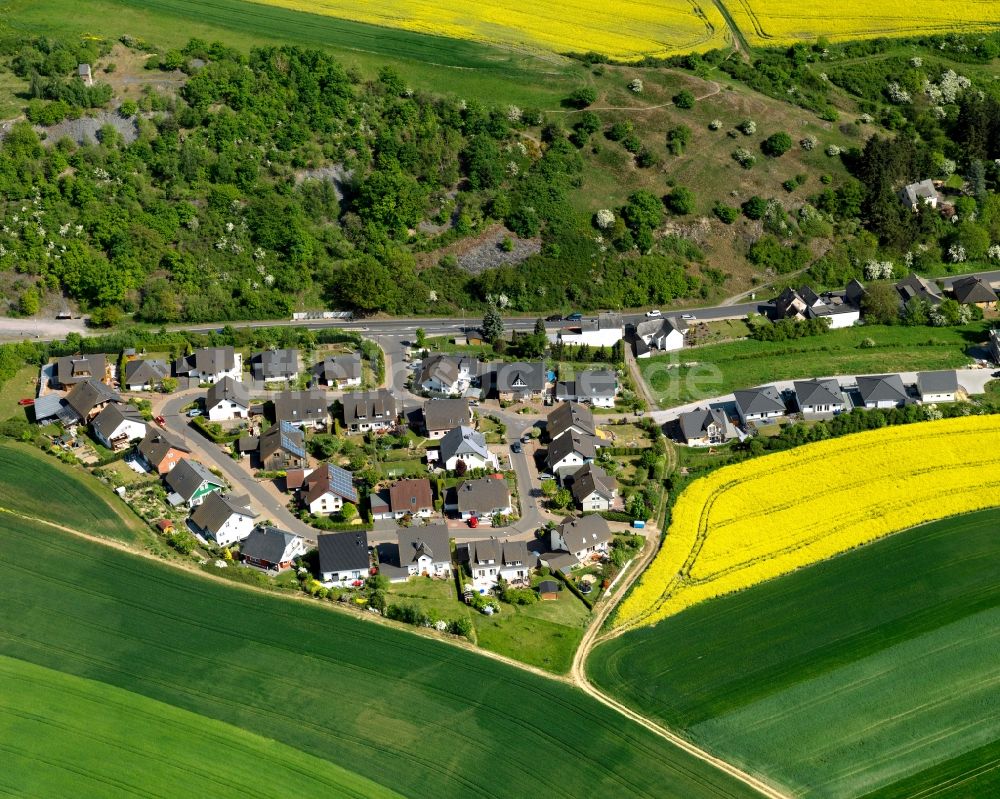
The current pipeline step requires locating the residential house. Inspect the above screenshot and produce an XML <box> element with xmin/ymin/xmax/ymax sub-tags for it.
<box><xmin>734</xmin><ymin>386</ymin><xmax>785</xmax><ymax>426</ymax></box>
<box><xmin>341</xmin><ymin>389</ymin><xmax>397</xmax><ymax>433</ymax></box>
<box><xmin>494</xmin><ymin>361</ymin><xmax>546</xmax><ymax>402</ymax></box>
<box><xmin>312</xmin><ymin>353</ymin><xmax>362</xmax><ymax>389</ymax></box>
<box><xmin>773</xmin><ymin>286</ymin><xmax>820</xmax><ymax>320</ymax></box>
<box><xmin>676</xmin><ymin>407</ymin><xmax>733</xmax><ymax>447</ymax></box>
<box><xmin>205</xmin><ymin>377</ymin><xmax>251</xmax><ymax>422</ymax></box>
<box><xmin>31</xmin><ymin>393</ymin><xmax>73</xmax><ymax>426</ymax></box>
<box><xmin>91</xmin><ymin>404</ymin><xmax>147</xmax><ymax>450</ymax></box>
<box><xmin>547</xmin><ymin>401</ymin><xmax>596</xmax><ymax>443</ymax></box>
<box><xmin>551</xmin><ymin>514</ymin><xmax>612</xmax><ymax>565</ymax></box>
<box><xmin>164</xmin><ymin>458</ymin><xmax>225</xmax><ymax>508</ymax></box>
<box><xmin>422</xmin><ymin>398</ymin><xmax>472</xmax><ymax>439</ymax></box>
<box><xmin>917</xmin><ymin>370</ymin><xmax>959</xmax><ymax>403</ymax></box>
<box><xmin>546</xmin><ymin>431</ymin><xmax>597</xmax><ymax>479</ymax></box>
<box><xmin>54</xmin><ymin>353</ymin><xmax>108</xmax><ymax>389</ymax></box>
<box><xmin>302</xmin><ymin>463</ymin><xmax>359</xmax><ymax>515</ymax></box>
<box><xmin>900</xmin><ymin>179</ymin><xmax>941</xmax><ymax>211</ymax></box>
<box><xmin>437</xmin><ymin>425</ymin><xmax>498</xmax><ymax>472</ymax></box>
<box><xmin>555</xmin><ymin>369</ymin><xmax>618</xmax><ymax>407</ymax></box>
<box><xmin>379</xmin><ymin>524</ymin><xmax>452</xmax><ymax>582</ymax></box>
<box><xmin>416</xmin><ymin>354</ymin><xmax>480</xmax><ymax>396</ymax></box>
<box><xmin>123</xmin><ymin>359</ymin><xmax>169</xmax><ymax>391</ymax></box>
<box><xmin>189</xmin><ymin>492</ymin><xmax>257</xmax><ymax>547</ymax></box>
<box><xmin>991</xmin><ymin>329</ymin><xmax>1000</xmax><ymax>363</ymax></box>
<box><xmin>451</xmin><ymin>476</ymin><xmax>513</xmax><ymax>522</ymax></box>
<box><xmin>569</xmin><ymin>463</ymin><xmax>617</xmax><ymax>512</ymax></box>
<box><xmin>251</xmin><ymin>348</ymin><xmax>299</xmax><ymax>382</ymax></box>
<box><xmin>371</xmin><ymin>478</ymin><xmax>434</xmax><ymax>521</ymax></box>
<box><xmin>857</xmin><ymin>374</ymin><xmax>909</xmax><ymax>409</ymax></box>
<box><xmin>258</xmin><ymin>421</ymin><xmax>308</xmax><ymax>471</ymax></box>
<box><xmin>457</xmin><ymin>537</ymin><xmax>533</xmax><ymax>592</ymax></box>
<box><xmin>805</xmin><ymin>296</ymin><xmax>861</xmax><ymax>329</ymax></box>
<box><xmin>318</xmin><ymin>531</ymin><xmax>371</xmax><ymax>586</ymax></box>
<box><xmin>64</xmin><ymin>378</ymin><xmax>121</xmax><ymax>423</ymax></box>
<box><xmin>896</xmin><ymin>273</ymin><xmax>943</xmax><ymax>307</ymax></box>
<box><xmin>950</xmin><ymin>276</ymin><xmax>998</xmax><ymax>308</ymax></box>
<box><xmin>556</xmin><ymin>313</ymin><xmax>624</xmax><ymax>348</ymax></box>
<box><xmin>241</xmin><ymin>526</ymin><xmax>306</xmax><ymax>572</ymax></box>
<box><xmin>634</xmin><ymin>317</ymin><xmax>687</xmax><ymax>357</ymax></box>
<box><xmin>274</xmin><ymin>389</ymin><xmax>328</xmax><ymax>430</ymax></box>
<box><xmin>173</xmin><ymin>346</ymin><xmax>242</xmax><ymax>384</ymax></box>
<box><xmin>793</xmin><ymin>379</ymin><xmax>847</xmax><ymax>418</ymax></box>
<box><xmin>137</xmin><ymin>430</ymin><xmax>190</xmax><ymax>475</ymax></box>
<box><xmin>845</xmin><ymin>279</ymin><xmax>866</xmax><ymax>307</ymax></box>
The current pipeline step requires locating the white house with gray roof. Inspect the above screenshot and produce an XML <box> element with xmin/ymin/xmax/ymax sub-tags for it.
<box><xmin>494</xmin><ymin>361</ymin><xmax>546</xmax><ymax>402</ymax></box>
<box><xmin>174</xmin><ymin>347</ymin><xmax>242</xmax><ymax>384</ymax></box>
<box><xmin>380</xmin><ymin>524</ymin><xmax>452</xmax><ymax>583</ymax></box>
<box><xmin>676</xmin><ymin>407</ymin><xmax>734</xmax><ymax>447</ymax></box>
<box><xmin>312</xmin><ymin>353</ymin><xmax>362</xmax><ymax>389</ymax></box>
<box><xmin>569</xmin><ymin>463</ymin><xmax>617</xmax><ymax>511</ymax></box>
<box><xmin>206</xmin><ymin>377</ymin><xmax>251</xmax><ymax>422</ymax></box>
<box><xmin>450</xmin><ymin>476</ymin><xmax>512</xmax><ymax>522</ymax></box>
<box><xmin>917</xmin><ymin>370</ymin><xmax>959</xmax><ymax>403</ymax></box>
<box><xmin>857</xmin><ymin>374</ymin><xmax>909</xmax><ymax>409</ymax></box>
<box><xmin>241</xmin><ymin>526</ymin><xmax>306</xmax><ymax>572</ymax></box>
<box><xmin>457</xmin><ymin>536</ymin><xmax>532</xmax><ymax>592</ymax></box>
<box><xmin>422</xmin><ymin>398</ymin><xmax>472</xmax><ymax>439</ymax></box>
<box><xmin>91</xmin><ymin>403</ymin><xmax>147</xmax><ymax>451</ymax></box>
<box><xmin>123</xmin><ymin>359</ymin><xmax>169</xmax><ymax>391</ymax></box>
<box><xmin>635</xmin><ymin>317</ymin><xmax>687</xmax><ymax>356</ymax></box>
<box><xmin>546</xmin><ymin>431</ymin><xmax>597</xmax><ymax>479</ymax></box>
<box><xmin>793</xmin><ymin>379</ymin><xmax>847</xmax><ymax>418</ymax></box>
<box><xmin>417</xmin><ymin>354</ymin><xmax>480</xmax><ymax>396</ymax></box>
<box><xmin>547</xmin><ymin>401</ymin><xmax>596</xmax><ymax>442</ymax></box>
<box><xmin>437</xmin><ymin>425</ymin><xmax>498</xmax><ymax>472</ymax></box>
<box><xmin>251</xmin><ymin>348</ymin><xmax>299</xmax><ymax>383</ymax></box>
<box><xmin>551</xmin><ymin>514</ymin><xmax>612</xmax><ymax>566</ymax></box>
<box><xmin>165</xmin><ymin>459</ymin><xmax>225</xmax><ymax>508</ymax></box>
<box><xmin>189</xmin><ymin>492</ymin><xmax>257</xmax><ymax>547</ymax></box>
<box><xmin>734</xmin><ymin>386</ymin><xmax>785</xmax><ymax>426</ymax></box>
<box><xmin>555</xmin><ymin>369</ymin><xmax>618</xmax><ymax>407</ymax></box>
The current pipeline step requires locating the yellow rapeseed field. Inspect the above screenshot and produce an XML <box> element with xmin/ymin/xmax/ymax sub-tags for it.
<box><xmin>247</xmin><ymin>0</ymin><xmax>730</xmax><ymax>60</ymax></box>
<box><xmin>727</xmin><ymin>0</ymin><xmax>1000</xmax><ymax>46</ymax></box>
<box><xmin>617</xmin><ymin>416</ymin><xmax>1000</xmax><ymax>629</ymax></box>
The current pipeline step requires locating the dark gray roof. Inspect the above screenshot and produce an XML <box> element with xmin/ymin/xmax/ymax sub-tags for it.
<box><xmin>64</xmin><ymin>378</ymin><xmax>120</xmax><ymax>420</ymax></box>
<box><xmin>845</xmin><ymin>279</ymin><xmax>866</xmax><ymax>305</ymax></box>
<box><xmin>165</xmin><ymin>458</ymin><xmax>223</xmax><ymax>501</ymax></box>
<box><xmin>422</xmin><ymin>398</ymin><xmax>471</xmax><ymax>431</ymax></box>
<box><xmin>570</xmin><ymin>463</ymin><xmax>617</xmax><ymax>503</ymax></box>
<box><xmin>252</xmin><ymin>348</ymin><xmax>299</xmax><ymax>381</ymax></box>
<box><xmin>556</xmin><ymin>514</ymin><xmax>612</xmax><ymax>552</ymax></box>
<box><xmin>91</xmin><ymin>403</ymin><xmax>146</xmax><ymax>440</ymax></box>
<box><xmin>190</xmin><ymin>492</ymin><xmax>256</xmax><ymax>535</ymax></box>
<box><xmin>138</xmin><ymin>429</ymin><xmax>190</xmax><ymax>466</ymax></box>
<box><xmin>951</xmin><ymin>276</ymin><xmax>998</xmax><ymax>305</ymax></box>
<box><xmin>242</xmin><ymin>526</ymin><xmax>302</xmax><ymax>564</ymax></box>
<box><xmin>273</xmin><ymin>389</ymin><xmax>328</xmax><ymax>425</ymax></box>
<box><xmin>318</xmin><ymin>530</ymin><xmax>370</xmax><ymax>573</ymax></box>
<box><xmin>342</xmin><ymin>389</ymin><xmax>396</xmax><ymax>425</ymax></box>
<box><xmin>635</xmin><ymin>317</ymin><xmax>687</xmax><ymax>340</ymax></box>
<box><xmin>857</xmin><ymin>374</ymin><xmax>908</xmax><ymax>403</ymax></box>
<box><xmin>546</xmin><ymin>431</ymin><xmax>597</xmax><ymax>469</ymax></box>
<box><xmin>259</xmin><ymin>421</ymin><xmax>306</xmax><ymax>460</ymax></box>
<box><xmin>396</xmin><ymin>523</ymin><xmax>450</xmax><ymax>566</ymax></box>
<box><xmin>494</xmin><ymin>361</ymin><xmax>545</xmax><ymax>393</ymax></box>
<box><xmin>418</xmin><ymin>354</ymin><xmax>479</xmax><ymax>388</ymax></box>
<box><xmin>174</xmin><ymin>346</ymin><xmax>236</xmax><ymax>376</ymax></box>
<box><xmin>793</xmin><ymin>379</ymin><xmax>844</xmax><ymax>408</ymax></box>
<box><xmin>462</xmin><ymin>537</ymin><xmax>530</xmax><ymax>567</ymax></box>
<box><xmin>56</xmin><ymin>353</ymin><xmax>107</xmax><ymax>387</ymax></box>
<box><xmin>206</xmin><ymin>376</ymin><xmax>250</xmax><ymax>409</ymax></box>
<box><xmin>455</xmin><ymin>477</ymin><xmax>511</xmax><ymax>514</ymax></box>
<box><xmin>439</xmin><ymin>425</ymin><xmax>489</xmax><ymax>463</ymax></box>
<box><xmin>573</xmin><ymin>370</ymin><xmax>617</xmax><ymax>400</ymax></box>
<box><xmin>896</xmin><ymin>273</ymin><xmax>943</xmax><ymax>305</ymax></box>
<box><xmin>734</xmin><ymin>386</ymin><xmax>785</xmax><ymax>416</ymax></box>
<box><xmin>917</xmin><ymin>370</ymin><xmax>958</xmax><ymax>395</ymax></box>
<box><xmin>677</xmin><ymin>407</ymin><xmax>729</xmax><ymax>442</ymax></box>
<box><xmin>123</xmin><ymin>359</ymin><xmax>168</xmax><ymax>387</ymax></box>
<box><xmin>32</xmin><ymin>393</ymin><xmax>66</xmax><ymax>422</ymax></box>
<box><xmin>313</xmin><ymin>352</ymin><xmax>362</xmax><ymax>383</ymax></box>
<box><xmin>902</xmin><ymin>179</ymin><xmax>939</xmax><ymax>206</ymax></box>
<box><xmin>537</xmin><ymin>580</ymin><xmax>562</xmax><ymax>594</ymax></box>
<box><xmin>547</xmin><ymin>401</ymin><xmax>596</xmax><ymax>440</ymax></box>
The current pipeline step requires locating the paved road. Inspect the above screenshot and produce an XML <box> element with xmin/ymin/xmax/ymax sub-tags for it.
<box><xmin>157</xmin><ymin>390</ymin><xmax>317</xmax><ymax>542</ymax></box>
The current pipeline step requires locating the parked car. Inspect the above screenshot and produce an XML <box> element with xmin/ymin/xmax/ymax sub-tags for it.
<box><xmin>17</xmin><ymin>398</ymin><xmax>34</xmax><ymax>406</ymax></box>
<box><xmin>538</xmin><ymin>473</ymin><xmax>555</xmax><ymax>481</ymax></box>
<box><xmin>645</xmin><ymin>309</ymin><xmax>662</xmax><ymax>318</ymax></box>
<box><xmin>511</xmin><ymin>442</ymin><xmax>522</xmax><ymax>454</ymax></box>
<box><xmin>186</xmin><ymin>408</ymin><xmax>203</xmax><ymax>417</ymax></box>
<box><xmin>565</xmin><ymin>312</ymin><xmax>583</xmax><ymax>322</ymax></box>
<box><xmin>681</xmin><ymin>313</ymin><xmax>696</xmax><ymax>320</ymax></box>
<box><xmin>154</xmin><ymin>415</ymin><xmax>166</xmax><ymax>426</ymax></box>
<box><xmin>521</xmin><ymin>434</ymin><xmax>532</xmax><ymax>443</ymax></box>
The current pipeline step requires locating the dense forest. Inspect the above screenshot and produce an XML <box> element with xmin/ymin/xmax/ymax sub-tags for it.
<box><xmin>3</xmin><ymin>33</ymin><xmax>1000</xmax><ymax>324</ymax></box>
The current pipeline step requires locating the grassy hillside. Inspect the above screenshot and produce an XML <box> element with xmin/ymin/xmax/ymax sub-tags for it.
<box><xmin>0</xmin><ymin>511</ymin><xmax>758</xmax><ymax>798</ymax></box>
<box><xmin>589</xmin><ymin>508</ymin><xmax>1000</xmax><ymax>798</ymax></box>
<box><xmin>0</xmin><ymin>441</ymin><xmax>146</xmax><ymax>542</ymax></box>
<box><xmin>0</xmin><ymin>654</ymin><xmax>400</xmax><ymax>797</ymax></box>
<box><xmin>640</xmin><ymin>322</ymin><xmax>983</xmax><ymax>405</ymax></box>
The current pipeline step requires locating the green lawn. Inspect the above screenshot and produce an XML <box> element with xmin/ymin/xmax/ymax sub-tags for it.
<box><xmin>641</xmin><ymin>323</ymin><xmax>984</xmax><ymax>405</ymax></box>
<box><xmin>0</xmin><ymin>654</ymin><xmax>398</xmax><ymax>798</ymax></box>
<box><xmin>589</xmin><ymin>508</ymin><xmax>1000</xmax><ymax>799</ymax></box>
<box><xmin>0</xmin><ymin>511</ymin><xmax>757</xmax><ymax>799</ymax></box>
<box><xmin>7</xmin><ymin>0</ymin><xmax>580</xmax><ymax>106</ymax></box>
<box><xmin>0</xmin><ymin>441</ymin><xmax>147</xmax><ymax>542</ymax></box>
<box><xmin>0</xmin><ymin>365</ymin><xmax>37</xmax><ymax>422</ymax></box>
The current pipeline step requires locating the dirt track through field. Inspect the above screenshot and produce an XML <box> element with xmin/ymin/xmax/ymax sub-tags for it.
<box><xmin>2</xmin><ymin>504</ymin><xmax>789</xmax><ymax>799</ymax></box>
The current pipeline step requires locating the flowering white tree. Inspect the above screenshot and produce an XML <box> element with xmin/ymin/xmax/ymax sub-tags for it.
<box><xmin>863</xmin><ymin>260</ymin><xmax>894</xmax><ymax>280</ymax></box>
<box><xmin>826</xmin><ymin>144</ymin><xmax>842</xmax><ymax>157</ymax></box>
<box><xmin>628</xmin><ymin>78</ymin><xmax>643</xmax><ymax>93</ymax></box>
<box><xmin>910</xmin><ymin>56</ymin><xmax>923</xmax><ymax>67</ymax></box>
<box><xmin>595</xmin><ymin>209</ymin><xmax>615</xmax><ymax>229</ymax></box>
<box><xmin>732</xmin><ymin>148</ymin><xmax>756</xmax><ymax>169</ymax></box>
<box><xmin>708</xmin><ymin>119</ymin><xmax>722</xmax><ymax>131</ymax></box>
<box><xmin>800</xmin><ymin>136</ymin><xmax>817</xmax><ymax>150</ymax></box>
<box><xmin>948</xmin><ymin>243</ymin><xmax>967</xmax><ymax>263</ymax></box>
<box><xmin>738</xmin><ymin>119</ymin><xmax>756</xmax><ymax>135</ymax></box>
<box><xmin>987</xmin><ymin>244</ymin><xmax>1000</xmax><ymax>261</ymax></box>
<box><xmin>886</xmin><ymin>82</ymin><xmax>911</xmax><ymax>104</ymax></box>
<box><xmin>507</xmin><ymin>105</ymin><xmax>522</xmax><ymax>122</ymax></box>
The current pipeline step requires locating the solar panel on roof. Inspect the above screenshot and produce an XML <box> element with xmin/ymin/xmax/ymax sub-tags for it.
<box><xmin>326</xmin><ymin>464</ymin><xmax>358</xmax><ymax>502</ymax></box>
